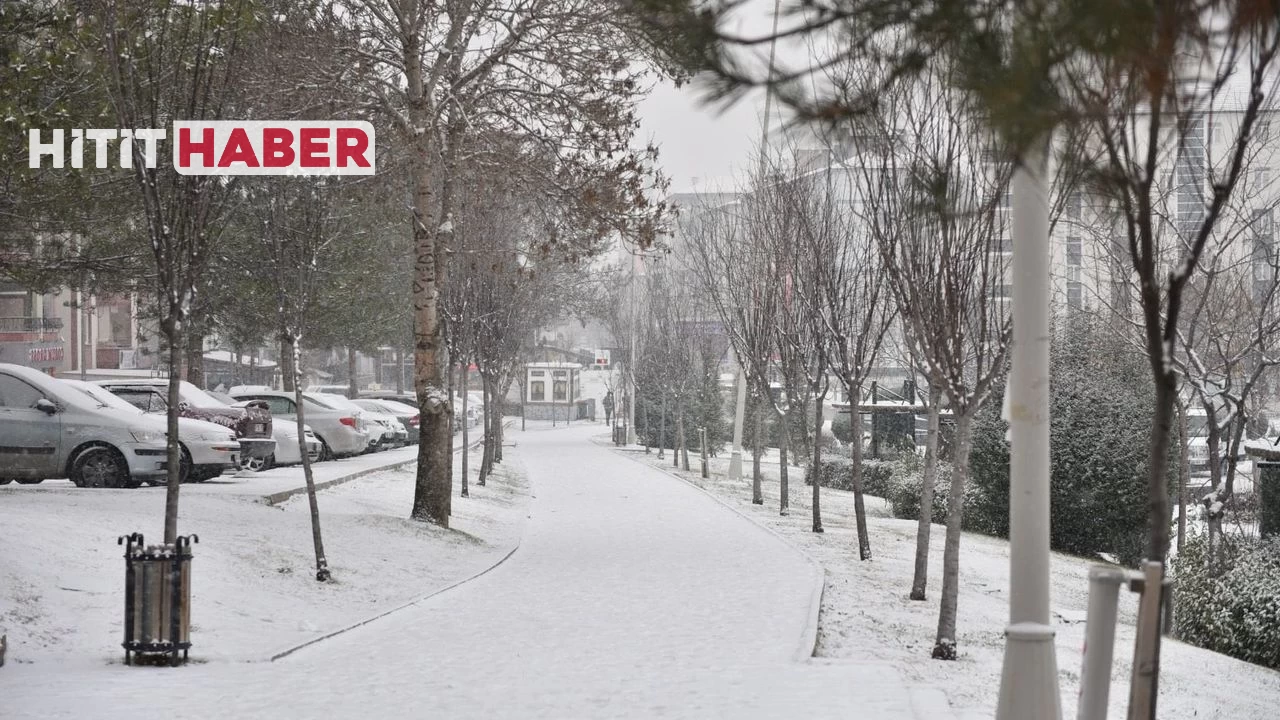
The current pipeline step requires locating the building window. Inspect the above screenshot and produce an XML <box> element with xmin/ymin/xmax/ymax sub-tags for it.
<box><xmin>1066</xmin><ymin>235</ymin><xmax>1082</xmax><ymax>266</ymax></box>
<box><xmin>1259</xmin><ymin>119</ymin><xmax>1271</xmax><ymax>142</ymax></box>
<box><xmin>1176</xmin><ymin>118</ymin><xmax>1206</xmax><ymax>236</ymax></box>
<box><xmin>1254</xmin><ymin>209</ymin><xmax>1274</xmax><ymax>301</ymax></box>
<box><xmin>1066</xmin><ymin>191</ymin><xmax>1081</xmax><ymax>222</ymax></box>
<box><xmin>553</xmin><ymin>380</ymin><xmax>567</xmax><ymax>401</ymax></box>
<box><xmin>531</xmin><ymin>381</ymin><xmax>545</xmax><ymax>401</ymax></box>
<box><xmin>1255</xmin><ymin>167</ymin><xmax>1272</xmax><ymax>189</ymax></box>
<box><xmin>530</xmin><ymin>369</ymin><xmax>545</xmax><ymax>377</ymax></box>
<box><xmin>1067</xmin><ymin>281</ymin><xmax>1083</xmax><ymax>310</ymax></box>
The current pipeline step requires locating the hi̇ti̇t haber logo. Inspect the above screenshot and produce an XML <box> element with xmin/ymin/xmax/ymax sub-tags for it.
<box><xmin>28</xmin><ymin>121</ymin><xmax>375</xmax><ymax>176</ymax></box>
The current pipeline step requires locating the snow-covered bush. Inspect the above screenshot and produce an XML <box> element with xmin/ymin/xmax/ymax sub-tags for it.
<box><xmin>1174</xmin><ymin>535</ymin><xmax>1280</xmax><ymax>670</ymax></box>
<box><xmin>806</xmin><ymin>456</ymin><xmax>893</xmax><ymax>497</ymax></box>
<box><xmin>968</xmin><ymin>314</ymin><xmax>1164</xmax><ymax>565</ymax></box>
<box><xmin>887</xmin><ymin>455</ymin><xmax>954</xmax><ymax>524</ymax></box>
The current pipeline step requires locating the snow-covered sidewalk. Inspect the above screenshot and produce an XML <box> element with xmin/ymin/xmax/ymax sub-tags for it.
<box><xmin>1</xmin><ymin>422</ymin><xmax>951</xmax><ymax>719</ymax></box>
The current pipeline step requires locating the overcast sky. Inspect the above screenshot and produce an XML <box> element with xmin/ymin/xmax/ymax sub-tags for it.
<box><xmin>635</xmin><ymin>78</ymin><xmax>769</xmax><ymax>195</ymax></box>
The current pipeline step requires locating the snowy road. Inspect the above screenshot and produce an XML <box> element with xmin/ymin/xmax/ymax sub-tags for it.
<box><xmin>1</xmin><ymin>423</ymin><xmax>943</xmax><ymax>719</ymax></box>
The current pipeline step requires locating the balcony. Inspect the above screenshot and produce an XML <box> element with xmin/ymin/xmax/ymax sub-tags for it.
<box><xmin>0</xmin><ymin>316</ymin><xmax>63</xmax><ymax>332</ymax></box>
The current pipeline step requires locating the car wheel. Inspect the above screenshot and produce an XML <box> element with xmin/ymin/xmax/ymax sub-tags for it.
<box><xmin>15</xmin><ymin>478</ymin><xmax>44</xmax><ymax>485</ymax></box>
<box><xmin>178</xmin><ymin>447</ymin><xmax>193</xmax><ymax>484</ymax></box>
<box><xmin>242</xmin><ymin>454</ymin><xmax>274</xmax><ymax>472</ymax></box>
<box><xmin>316</xmin><ymin>436</ymin><xmax>333</xmax><ymax>462</ymax></box>
<box><xmin>71</xmin><ymin>446</ymin><xmax>130</xmax><ymax>489</ymax></box>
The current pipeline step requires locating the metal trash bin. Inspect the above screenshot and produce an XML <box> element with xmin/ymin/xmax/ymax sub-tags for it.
<box><xmin>119</xmin><ymin>533</ymin><xmax>198</xmax><ymax>666</ymax></box>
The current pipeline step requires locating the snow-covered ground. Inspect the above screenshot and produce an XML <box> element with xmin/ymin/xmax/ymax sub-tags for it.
<box><xmin>621</xmin><ymin>437</ymin><xmax>1280</xmax><ymax>719</ymax></box>
<box><xmin>0</xmin><ymin>443</ymin><xmax>526</xmax><ymax>667</ymax></box>
<box><xmin>2</xmin><ymin>422</ymin><xmax>955</xmax><ymax>719</ymax></box>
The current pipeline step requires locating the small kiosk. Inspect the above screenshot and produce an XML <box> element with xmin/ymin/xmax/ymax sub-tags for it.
<box><xmin>523</xmin><ymin>362</ymin><xmax>594</xmax><ymax>422</ymax></box>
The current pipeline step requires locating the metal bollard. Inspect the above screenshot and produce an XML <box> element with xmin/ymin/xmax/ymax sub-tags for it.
<box><xmin>1077</xmin><ymin>566</ymin><xmax>1133</xmax><ymax>720</ymax></box>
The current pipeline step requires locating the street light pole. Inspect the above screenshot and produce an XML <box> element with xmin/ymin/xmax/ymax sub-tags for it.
<box><xmin>996</xmin><ymin>136</ymin><xmax>1062</xmax><ymax>719</ymax></box>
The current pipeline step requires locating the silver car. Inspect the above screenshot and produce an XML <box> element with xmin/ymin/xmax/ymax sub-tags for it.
<box><xmin>0</xmin><ymin>363</ymin><xmax>170</xmax><ymax>488</ymax></box>
<box><xmin>230</xmin><ymin>390</ymin><xmax>369</xmax><ymax>459</ymax></box>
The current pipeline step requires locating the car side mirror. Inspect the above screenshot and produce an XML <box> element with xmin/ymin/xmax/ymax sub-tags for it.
<box><xmin>35</xmin><ymin>398</ymin><xmax>57</xmax><ymax>415</ymax></box>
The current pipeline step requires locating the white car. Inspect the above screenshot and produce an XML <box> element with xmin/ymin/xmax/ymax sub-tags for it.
<box><xmin>229</xmin><ymin>390</ymin><xmax>369</xmax><ymax>459</ymax></box>
<box><xmin>62</xmin><ymin>380</ymin><xmax>241</xmax><ymax>483</ymax></box>
<box><xmin>359</xmin><ymin>408</ymin><xmax>408</xmax><ymax>449</ymax></box>
<box><xmin>0</xmin><ymin>363</ymin><xmax>228</xmax><ymax>489</ymax></box>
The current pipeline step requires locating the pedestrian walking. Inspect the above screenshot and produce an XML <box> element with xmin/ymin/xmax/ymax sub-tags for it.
<box><xmin>603</xmin><ymin>391</ymin><xmax>615</xmax><ymax>426</ymax></box>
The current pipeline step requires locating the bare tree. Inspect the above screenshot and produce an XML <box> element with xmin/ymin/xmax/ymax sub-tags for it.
<box><xmin>863</xmin><ymin>70</ymin><xmax>1012</xmax><ymax>659</ymax></box>
<box><xmin>340</xmin><ymin>0</ymin><xmax>668</xmax><ymax>528</ymax></box>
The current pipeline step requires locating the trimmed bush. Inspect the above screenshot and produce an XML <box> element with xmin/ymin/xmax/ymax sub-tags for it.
<box><xmin>806</xmin><ymin>456</ymin><xmax>894</xmax><ymax>497</ymax></box>
<box><xmin>886</xmin><ymin>454</ymin><xmax>954</xmax><ymax>524</ymax></box>
<box><xmin>967</xmin><ymin>315</ymin><xmax>1168</xmax><ymax>566</ymax></box>
<box><xmin>1174</xmin><ymin>535</ymin><xmax>1280</xmax><ymax>670</ymax></box>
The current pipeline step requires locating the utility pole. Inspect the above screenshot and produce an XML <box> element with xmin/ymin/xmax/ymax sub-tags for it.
<box><xmin>995</xmin><ymin>137</ymin><xmax>1062</xmax><ymax>719</ymax></box>
<box><xmin>730</xmin><ymin>0</ymin><xmax>782</xmax><ymax>481</ymax></box>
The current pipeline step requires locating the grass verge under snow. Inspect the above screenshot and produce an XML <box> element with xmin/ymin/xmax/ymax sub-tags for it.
<box><xmin>0</xmin><ymin>451</ymin><xmax>529</xmax><ymax>667</ymax></box>
<box><xmin>622</xmin><ymin>440</ymin><xmax>1280</xmax><ymax>719</ymax></box>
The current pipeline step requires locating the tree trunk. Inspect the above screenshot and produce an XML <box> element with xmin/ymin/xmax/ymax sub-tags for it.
<box><xmin>674</xmin><ymin>398</ymin><xmax>683</xmax><ymax>469</ymax></box>
<box><xmin>479</xmin><ymin>373</ymin><xmax>494</xmax><ymax>485</ymax></box>
<box><xmin>290</xmin><ymin>336</ymin><xmax>330</xmax><ymax>581</ymax></box>
<box><xmin>849</xmin><ymin>396</ymin><xmax>871</xmax><ymax>560</ymax></box>
<box><xmin>812</xmin><ymin>385</ymin><xmax>825</xmax><ymax>533</ymax></box>
<box><xmin>347</xmin><ymin>346</ymin><xmax>358</xmax><ymax>398</ymax></box>
<box><xmin>163</xmin><ymin>320</ymin><xmax>183</xmax><ymax>545</ymax></box>
<box><xmin>394</xmin><ymin>347</ymin><xmax>404</xmax><ymax>393</ymax></box>
<box><xmin>495</xmin><ymin>373</ymin><xmax>511</xmax><ymax>463</ymax></box>
<box><xmin>185</xmin><ymin>330</ymin><xmax>204</xmax><ymax>388</ymax></box>
<box><xmin>911</xmin><ymin>384</ymin><xmax>943</xmax><ymax>600</ymax></box>
<box><xmin>280</xmin><ymin>336</ymin><xmax>295</xmax><ymax>392</ymax></box>
<box><xmin>409</xmin><ymin>132</ymin><xmax>454</xmax><ymax>526</ymax></box>
<box><xmin>460</xmin><ymin>360</ymin><xmax>469</xmax><ymax>498</ymax></box>
<box><xmin>752</xmin><ymin>394</ymin><xmax>764</xmax><ymax>504</ymax></box>
<box><xmin>658</xmin><ymin>392</ymin><xmax>667</xmax><ymax>460</ymax></box>
<box><xmin>779</xmin><ymin>407</ymin><xmax>790</xmax><ymax>516</ymax></box>
<box><xmin>932</xmin><ymin>409</ymin><xmax>972</xmax><ymax>660</ymax></box>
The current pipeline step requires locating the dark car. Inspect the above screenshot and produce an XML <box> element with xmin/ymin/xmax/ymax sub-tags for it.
<box><xmin>95</xmin><ymin>379</ymin><xmax>275</xmax><ymax>477</ymax></box>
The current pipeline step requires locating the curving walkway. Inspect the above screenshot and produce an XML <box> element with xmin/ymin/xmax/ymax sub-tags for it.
<box><xmin>1</xmin><ymin>423</ymin><xmax>939</xmax><ymax>719</ymax></box>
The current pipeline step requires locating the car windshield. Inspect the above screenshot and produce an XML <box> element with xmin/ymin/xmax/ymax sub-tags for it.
<box><xmin>376</xmin><ymin>400</ymin><xmax>418</xmax><ymax>415</ymax></box>
<box><xmin>179</xmin><ymin>381</ymin><xmax>231</xmax><ymax>408</ymax></box>
<box><xmin>303</xmin><ymin>392</ymin><xmax>338</xmax><ymax>410</ymax></box>
<box><xmin>62</xmin><ymin>381</ymin><xmax>146</xmax><ymax>414</ymax></box>
<box><xmin>312</xmin><ymin>393</ymin><xmax>362</xmax><ymax>413</ymax></box>
<box><xmin>207</xmin><ymin>390</ymin><xmax>238</xmax><ymax>405</ymax></box>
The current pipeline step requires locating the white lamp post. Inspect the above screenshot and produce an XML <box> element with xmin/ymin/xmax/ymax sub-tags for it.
<box><xmin>996</xmin><ymin>138</ymin><xmax>1062</xmax><ymax>718</ymax></box>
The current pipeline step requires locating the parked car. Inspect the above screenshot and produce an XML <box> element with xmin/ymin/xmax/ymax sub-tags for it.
<box><xmin>61</xmin><ymin>380</ymin><xmax>241</xmax><ymax>482</ymax></box>
<box><xmin>353</xmin><ymin>398</ymin><xmax>419</xmax><ymax>444</ymax></box>
<box><xmin>0</xmin><ymin>363</ymin><xmax>165</xmax><ymax>487</ymax></box>
<box><xmin>314</xmin><ymin>393</ymin><xmax>399</xmax><ymax>450</ymax></box>
<box><xmin>309</xmin><ymin>384</ymin><xmax>355</xmax><ymax>398</ymax></box>
<box><xmin>211</xmin><ymin>392</ymin><xmax>323</xmax><ymax>470</ymax></box>
<box><xmin>229</xmin><ymin>390</ymin><xmax>369</xmax><ymax>459</ymax></box>
<box><xmin>94</xmin><ymin>378</ymin><xmax>275</xmax><ymax>467</ymax></box>
<box><xmin>359</xmin><ymin>391</ymin><xmax>416</xmax><ymax>404</ymax></box>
